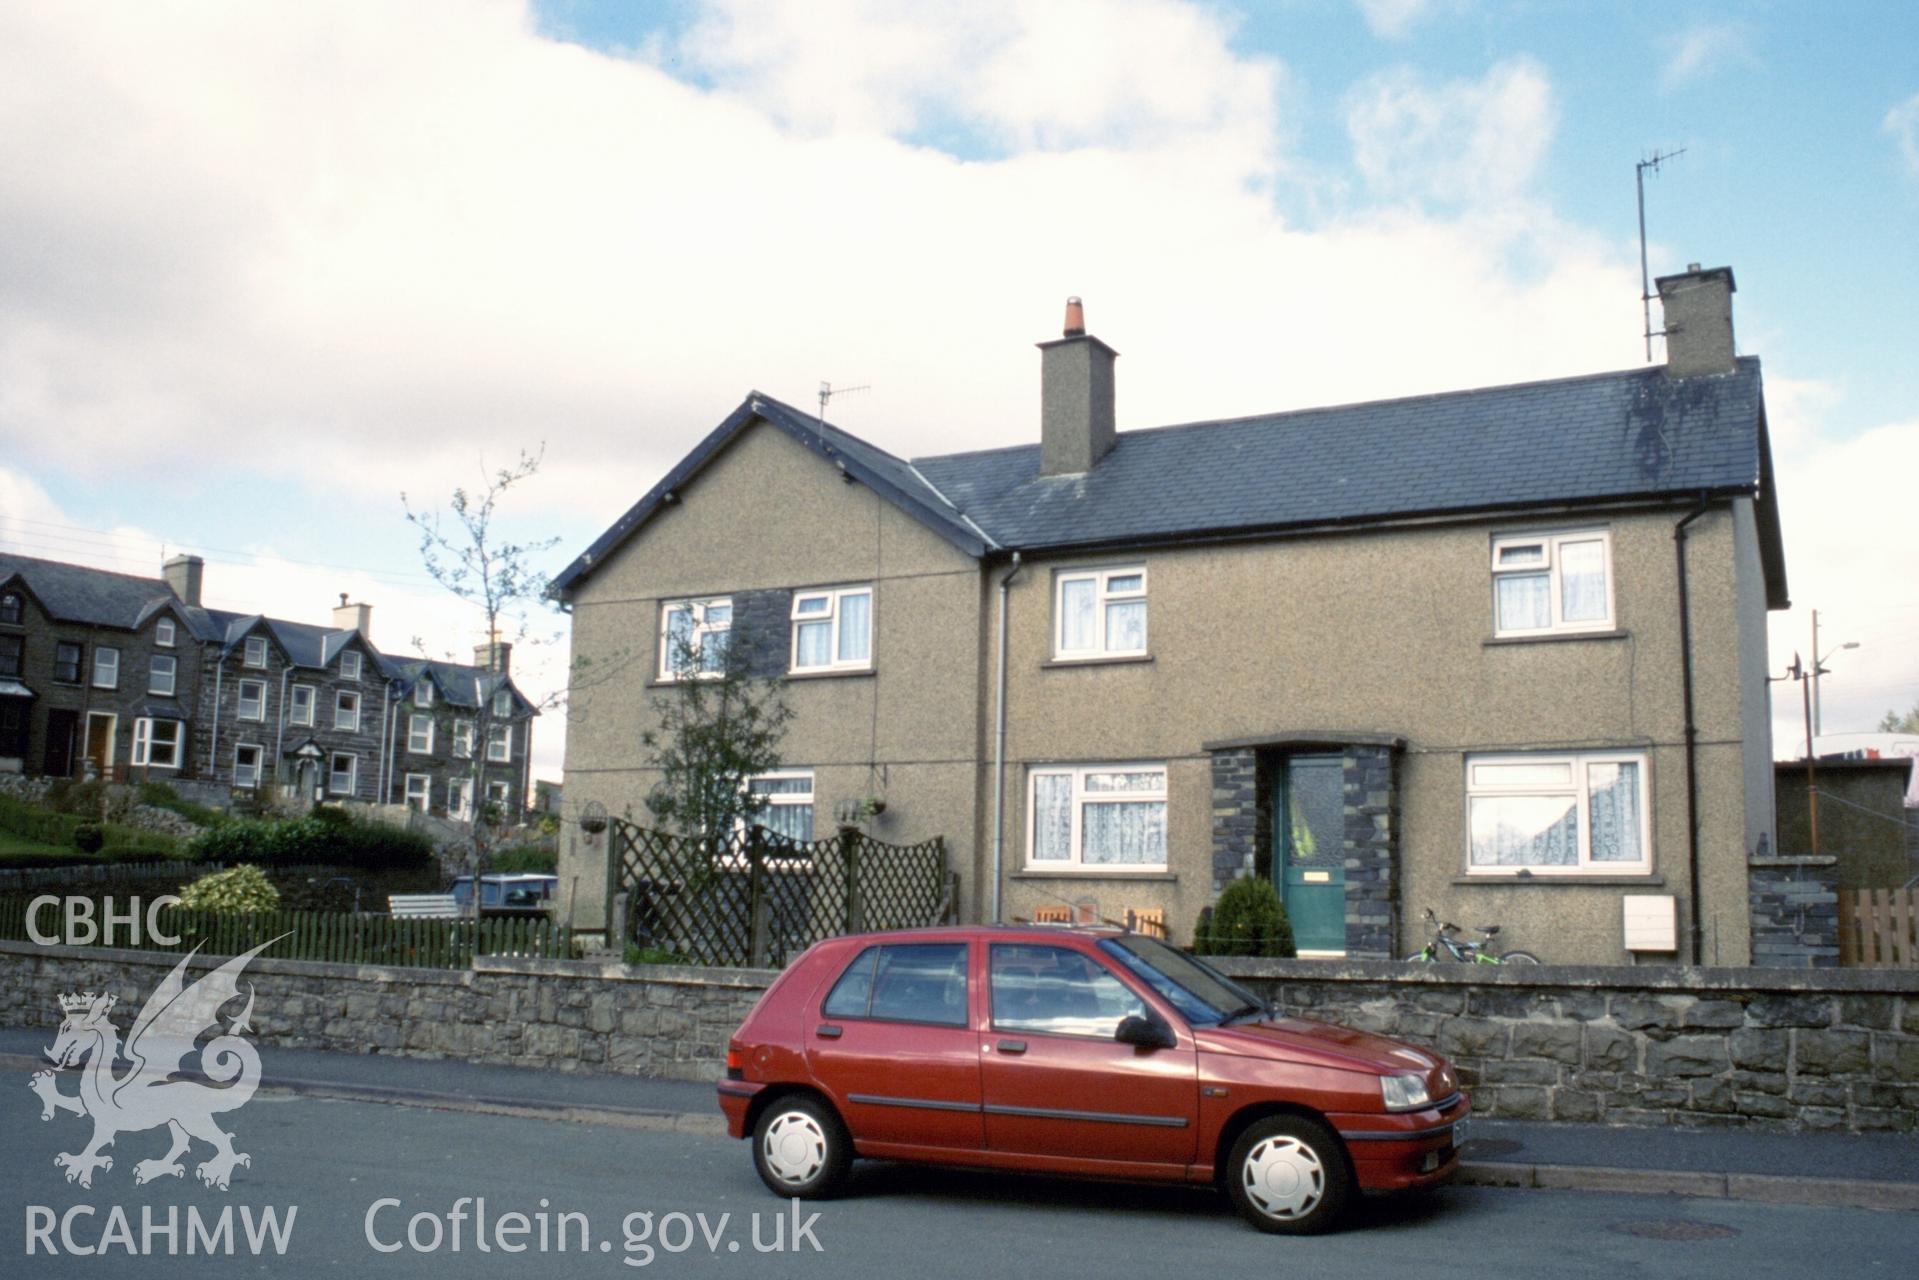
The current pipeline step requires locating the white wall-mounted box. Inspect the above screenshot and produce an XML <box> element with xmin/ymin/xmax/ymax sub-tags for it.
<box><xmin>1623</xmin><ymin>894</ymin><xmax>1677</xmax><ymax>952</ymax></box>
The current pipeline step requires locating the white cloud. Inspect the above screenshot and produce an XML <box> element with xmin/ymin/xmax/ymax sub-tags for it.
<box><xmin>1345</xmin><ymin>59</ymin><xmax>1557</xmax><ymax>207</ymax></box>
<box><xmin>1354</xmin><ymin>0</ymin><xmax>1437</xmax><ymax>41</ymax></box>
<box><xmin>0</xmin><ymin>466</ymin><xmax>571</xmax><ymax>783</ymax></box>
<box><xmin>1886</xmin><ymin>92</ymin><xmax>1919</xmax><ymax>178</ymax></box>
<box><xmin>1659</xmin><ymin>22</ymin><xmax>1759</xmax><ymax>92</ymax></box>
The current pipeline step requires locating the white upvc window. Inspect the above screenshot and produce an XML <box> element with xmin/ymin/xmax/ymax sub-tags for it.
<box><xmin>1491</xmin><ymin>529</ymin><xmax>1614</xmax><ymax>637</ymax></box>
<box><xmin>237</xmin><ymin>678</ymin><xmax>267</xmax><ymax>722</ymax></box>
<box><xmin>131</xmin><ymin>718</ymin><xmax>182</xmax><ymax>769</ymax></box>
<box><xmin>340</xmin><ymin>651</ymin><xmax>363</xmax><ymax>681</ymax></box>
<box><xmin>492</xmin><ymin>689</ymin><xmax>513</xmax><ymax>717</ymax></box>
<box><xmin>486</xmin><ymin>723</ymin><xmax>511</xmax><ymax>763</ymax></box>
<box><xmin>790</xmin><ymin>585</ymin><xmax>873</xmax><ymax>673</ymax></box>
<box><xmin>447</xmin><ymin>777</ymin><xmax>473</xmax><ymax>821</ymax></box>
<box><xmin>414</xmin><ymin>681</ymin><xmax>434</xmax><ymax>708</ymax></box>
<box><xmin>1465</xmin><ymin>751</ymin><xmax>1651</xmax><ymax>875</ymax></box>
<box><xmin>233</xmin><ymin>743</ymin><xmax>264</xmax><ymax>789</ymax></box>
<box><xmin>92</xmin><ymin>647</ymin><xmax>120</xmax><ymax>690</ymax></box>
<box><xmin>453</xmin><ymin>718</ymin><xmax>474</xmax><ymax>759</ymax></box>
<box><xmin>408</xmin><ymin>713</ymin><xmax>434</xmax><ymax>754</ymax></box>
<box><xmin>335</xmin><ymin>690</ymin><xmax>361</xmax><ymax>732</ymax></box>
<box><xmin>659</xmin><ymin>597</ymin><xmax>731</xmax><ymax>679</ymax></box>
<box><xmin>155</xmin><ymin>618</ymin><xmax>176</xmax><ymax>648</ymax></box>
<box><xmin>745</xmin><ymin>770</ymin><xmax>815</xmax><ymax>844</ymax></box>
<box><xmin>149</xmin><ymin>654</ymin><xmax>177</xmax><ymax>697</ymax></box>
<box><xmin>289</xmin><ymin>684</ymin><xmax>315</xmax><ymax>727</ymax></box>
<box><xmin>404</xmin><ymin>773</ymin><xmax>431</xmax><ymax>812</ymax></box>
<box><xmin>1054</xmin><ymin>566</ymin><xmax>1147</xmax><ymax>659</ymax></box>
<box><xmin>1027</xmin><ymin>764</ymin><xmax>1168</xmax><ymax>871</ymax></box>
<box><xmin>244</xmin><ymin>636</ymin><xmax>269</xmax><ymax>668</ymax></box>
<box><xmin>328</xmin><ymin>752</ymin><xmax>358</xmax><ymax>796</ymax></box>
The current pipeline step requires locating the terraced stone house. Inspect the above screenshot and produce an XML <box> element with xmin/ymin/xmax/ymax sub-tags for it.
<box><xmin>553</xmin><ymin>268</ymin><xmax>1788</xmax><ymax>965</ymax></box>
<box><xmin>0</xmin><ymin>553</ymin><xmax>535</xmax><ymax>818</ymax></box>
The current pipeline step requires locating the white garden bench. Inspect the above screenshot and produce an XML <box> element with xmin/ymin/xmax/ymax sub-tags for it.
<box><xmin>388</xmin><ymin>893</ymin><xmax>460</xmax><ymax>919</ymax></box>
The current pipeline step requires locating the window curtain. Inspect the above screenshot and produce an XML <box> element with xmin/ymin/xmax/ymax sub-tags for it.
<box><xmin>1105</xmin><ymin>599</ymin><xmax>1145</xmax><ymax>651</ymax></box>
<box><xmin>795</xmin><ymin>620</ymin><xmax>832</xmax><ymax>668</ymax></box>
<box><xmin>1470</xmin><ymin>795</ymin><xmax>1578</xmax><ymax>866</ymax></box>
<box><xmin>1032</xmin><ymin>774</ymin><xmax>1074</xmax><ymax>860</ymax></box>
<box><xmin>1587</xmin><ymin>762</ymin><xmax>1641</xmax><ymax>862</ymax></box>
<box><xmin>1082</xmin><ymin>800</ymin><xmax>1166</xmax><ymax>865</ymax></box>
<box><xmin>837</xmin><ymin>593</ymin><xmax>871</xmax><ymax>663</ymax></box>
<box><xmin>1060</xmin><ymin>579</ymin><xmax>1096</xmax><ymax>649</ymax></box>
<box><xmin>1496</xmin><ymin>573</ymin><xmax>1551</xmax><ymax>630</ymax></box>
<box><xmin>1559</xmin><ymin>540</ymin><xmax>1608</xmax><ymax>623</ymax></box>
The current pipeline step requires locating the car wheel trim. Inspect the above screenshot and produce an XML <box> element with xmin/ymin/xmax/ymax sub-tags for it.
<box><xmin>1241</xmin><ymin>1135</ymin><xmax>1325</xmax><ymax>1220</ymax></box>
<box><xmin>762</xmin><ymin>1111</ymin><xmax>828</xmax><ymax>1185</ymax></box>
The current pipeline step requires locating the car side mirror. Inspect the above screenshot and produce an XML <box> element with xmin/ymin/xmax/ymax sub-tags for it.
<box><xmin>1115</xmin><ymin>1014</ymin><xmax>1174</xmax><ymax>1050</ymax></box>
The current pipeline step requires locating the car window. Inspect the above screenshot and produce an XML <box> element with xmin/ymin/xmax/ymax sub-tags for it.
<box><xmin>822</xmin><ymin>947</ymin><xmax>879</xmax><ymax>1019</ymax></box>
<box><xmin>868</xmin><ymin>943</ymin><xmax>969</xmax><ymax>1026</ymax></box>
<box><xmin>990</xmin><ymin>944</ymin><xmax>1146</xmax><ymax>1038</ymax></box>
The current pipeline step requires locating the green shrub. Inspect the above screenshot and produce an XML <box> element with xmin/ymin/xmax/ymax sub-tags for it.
<box><xmin>308</xmin><ymin>804</ymin><xmax>354</xmax><ymax>829</ymax></box>
<box><xmin>177</xmin><ymin>864</ymin><xmax>281</xmax><ymax>913</ymax></box>
<box><xmin>0</xmin><ymin>795</ymin><xmax>87</xmax><ymax>847</ymax></box>
<box><xmin>488</xmin><ymin>843</ymin><xmax>557</xmax><ymax>873</ymax></box>
<box><xmin>185</xmin><ymin>814</ymin><xmax>433</xmax><ymax>871</ymax></box>
<box><xmin>72</xmin><ymin>823</ymin><xmax>104</xmax><ymax>853</ymax></box>
<box><xmin>44</xmin><ymin>779</ymin><xmax>106</xmax><ymax>816</ymax></box>
<box><xmin>136</xmin><ymin>781</ymin><xmax>223</xmax><ymax>828</ymax></box>
<box><xmin>1194</xmin><ymin>876</ymin><xmax>1296</xmax><ymax>958</ymax></box>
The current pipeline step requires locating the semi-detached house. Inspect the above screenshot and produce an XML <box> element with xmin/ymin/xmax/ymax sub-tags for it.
<box><xmin>552</xmin><ymin>267</ymin><xmax>1786</xmax><ymax>965</ymax></box>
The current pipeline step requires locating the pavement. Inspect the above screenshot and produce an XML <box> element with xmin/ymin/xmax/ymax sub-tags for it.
<box><xmin>3</xmin><ymin>1026</ymin><xmax>1914</xmax><ymax>1213</ymax></box>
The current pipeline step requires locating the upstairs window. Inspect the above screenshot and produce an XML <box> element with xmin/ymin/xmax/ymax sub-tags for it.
<box><xmin>155</xmin><ymin>618</ymin><xmax>176</xmax><ymax>648</ymax></box>
<box><xmin>453</xmin><ymin>718</ymin><xmax>474</xmax><ymax>759</ymax></box>
<box><xmin>660</xmin><ymin>597</ymin><xmax>731</xmax><ymax>679</ymax></box>
<box><xmin>149</xmin><ymin>655</ymin><xmax>177</xmax><ymax>697</ymax></box>
<box><xmin>492</xmin><ymin>689</ymin><xmax>513</xmax><ymax>717</ymax></box>
<box><xmin>289</xmin><ymin>684</ymin><xmax>316</xmax><ymax>727</ymax></box>
<box><xmin>790</xmin><ymin>586</ymin><xmax>872</xmax><ymax>673</ymax></box>
<box><xmin>414</xmin><ymin>681</ymin><xmax>434</xmax><ymax>708</ymax></box>
<box><xmin>244</xmin><ymin>636</ymin><xmax>269</xmax><ymax>668</ymax></box>
<box><xmin>340</xmin><ymin>651</ymin><xmax>363</xmax><ymax>681</ymax></box>
<box><xmin>1466</xmin><ymin>752</ymin><xmax>1650</xmax><ymax>875</ymax></box>
<box><xmin>0</xmin><ymin>635</ymin><xmax>21</xmax><ymax>678</ymax></box>
<box><xmin>1054</xmin><ymin>566</ymin><xmax>1147</xmax><ymax>659</ymax></box>
<box><xmin>54</xmin><ymin>642</ymin><xmax>82</xmax><ymax>684</ymax></box>
<box><xmin>486</xmin><ymin>722</ymin><xmax>510</xmax><ymax>762</ymax></box>
<box><xmin>408</xmin><ymin>713</ymin><xmax>434</xmax><ymax>754</ymax></box>
<box><xmin>1492</xmin><ymin>530</ymin><xmax>1614</xmax><ymax>637</ymax></box>
<box><xmin>237</xmin><ymin>679</ymin><xmax>267</xmax><ymax>722</ymax></box>
<box><xmin>335</xmin><ymin>690</ymin><xmax>361</xmax><ymax>732</ymax></box>
<box><xmin>0</xmin><ymin>593</ymin><xmax>20</xmax><ymax>625</ymax></box>
<box><xmin>92</xmin><ymin>647</ymin><xmax>120</xmax><ymax>690</ymax></box>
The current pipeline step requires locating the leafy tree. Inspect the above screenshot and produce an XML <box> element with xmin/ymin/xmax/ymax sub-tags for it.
<box><xmin>641</xmin><ymin>628</ymin><xmax>793</xmax><ymax>840</ymax></box>
<box><xmin>1877</xmin><ymin>701</ymin><xmax>1919</xmax><ymax>734</ymax></box>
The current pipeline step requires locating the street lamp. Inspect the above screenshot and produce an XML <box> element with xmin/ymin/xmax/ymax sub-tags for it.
<box><xmin>1809</xmin><ymin>609</ymin><xmax>1860</xmax><ymax>739</ymax></box>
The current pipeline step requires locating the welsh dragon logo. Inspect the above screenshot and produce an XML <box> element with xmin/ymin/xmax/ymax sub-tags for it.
<box><xmin>28</xmin><ymin>940</ymin><xmax>277</xmax><ymax>1191</ymax></box>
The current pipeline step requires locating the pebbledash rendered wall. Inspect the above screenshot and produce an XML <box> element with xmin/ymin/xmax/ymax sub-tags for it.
<box><xmin>1</xmin><ymin>942</ymin><xmax>1913</xmax><ymax>1133</ymax></box>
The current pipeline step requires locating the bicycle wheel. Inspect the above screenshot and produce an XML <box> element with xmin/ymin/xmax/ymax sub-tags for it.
<box><xmin>1497</xmin><ymin>950</ymin><xmax>1541</xmax><ymax>965</ymax></box>
<box><xmin>1403</xmin><ymin>947</ymin><xmax>1433</xmax><ymax>962</ymax></box>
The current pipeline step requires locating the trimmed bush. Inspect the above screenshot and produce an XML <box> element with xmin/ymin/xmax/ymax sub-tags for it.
<box><xmin>72</xmin><ymin>823</ymin><xmax>104</xmax><ymax>854</ymax></box>
<box><xmin>0</xmin><ymin>794</ymin><xmax>86</xmax><ymax>847</ymax></box>
<box><xmin>185</xmin><ymin>814</ymin><xmax>433</xmax><ymax>871</ymax></box>
<box><xmin>177</xmin><ymin>864</ymin><xmax>281</xmax><ymax>913</ymax></box>
<box><xmin>1194</xmin><ymin>875</ymin><xmax>1297</xmax><ymax>958</ymax></box>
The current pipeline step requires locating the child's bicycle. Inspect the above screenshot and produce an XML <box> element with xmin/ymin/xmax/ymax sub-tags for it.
<box><xmin>1405</xmin><ymin>908</ymin><xmax>1539</xmax><ymax>964</ymax></box>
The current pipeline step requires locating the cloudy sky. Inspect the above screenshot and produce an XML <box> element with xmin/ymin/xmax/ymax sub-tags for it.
<box><xmin>2</xmin><ymin>1</ymin><xmax>1916</xmax><ymax>783</ymax></box>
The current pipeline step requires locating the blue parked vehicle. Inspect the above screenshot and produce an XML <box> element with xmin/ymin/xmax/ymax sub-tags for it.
<box><xmin>449</xmin><ymin>873</ymin><xmax>559</xmax><ymax>917</ymax></box>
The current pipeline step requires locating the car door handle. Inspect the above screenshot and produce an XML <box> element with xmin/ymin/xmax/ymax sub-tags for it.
<box><xmin>815</xmin><ymin>1024</ymin><xmax>843</xmax><ymax>1039</ymax></box>
<box><xmin>996</xmin><ymin>1039</ymin><xmax>1027</xmax><ymax>1054</ymax></box>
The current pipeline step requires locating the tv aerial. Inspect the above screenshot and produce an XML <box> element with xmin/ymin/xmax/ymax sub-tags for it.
<box><xmin>818</xmin><ymin>381</ymin><xmax>870</xmax><ymax>426</ymax></box>
<box><xmin>1636</xmin><ymin>148</ymin><xmax>1687</xmax><ymax>362</ymax></box>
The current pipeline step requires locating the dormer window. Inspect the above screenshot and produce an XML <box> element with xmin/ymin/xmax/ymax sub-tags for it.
<box><xmin>415</xmin><ymin>681</ymin><xmax>434</xmax><ymax>708</ymax></box>
<box><xmin>341</xmin><ymin>651</ymin><xmax>363</xmax><ymax>681</ymax></box>
<box><xmin>244</xmin><ymin>636</ymin><xmax>268</xmax><ymax>668</ymax></box>
<box><xmin>155</xmin><ymin>618</ymin><xmax>176</xmax><ymax>648</ymax></box>
<box><xmin>492</xmin><ymin>690</ymin><xmax>513</xmax><ymax>717</ymax></box>
<box><xmin>1</xmin><ymin>594</ymin><xmax>23</xmax><ymax>626</ymax></box>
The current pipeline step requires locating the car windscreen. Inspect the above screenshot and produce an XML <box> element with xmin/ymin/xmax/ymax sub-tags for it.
<box><xmin>1098</xmin><ymin>936</ymin><xmax>1268</xmax><ymax>1026</ymax></box>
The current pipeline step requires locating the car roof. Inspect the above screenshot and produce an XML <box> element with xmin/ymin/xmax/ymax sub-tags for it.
<box><xmin>831</xmin><ymin>924</ymin><xmax>1130</xmax><ymax>947</ymax></box>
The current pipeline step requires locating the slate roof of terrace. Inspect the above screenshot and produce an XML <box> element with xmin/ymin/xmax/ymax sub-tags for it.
<box><xmin>551</xmin><ymin>358</ymin><xmax>1786</xmax><ymax>606</ymax></box>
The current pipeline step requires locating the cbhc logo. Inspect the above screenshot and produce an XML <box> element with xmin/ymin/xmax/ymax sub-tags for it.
<box><xmin>26</xmin><ymin>896</ymin><xmax>182</xmax><ymax>947</ymax></box>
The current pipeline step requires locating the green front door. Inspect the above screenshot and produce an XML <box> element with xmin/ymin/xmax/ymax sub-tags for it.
<box><xmin>1274</xmin><ymin>755</ymin><xmax>1346</xmax><ymax>954</ymax></box>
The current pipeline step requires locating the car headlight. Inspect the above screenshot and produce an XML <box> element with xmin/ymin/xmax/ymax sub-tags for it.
<box><xmin>1379</xmin><ymin>1073</ymin><xmax>1432</xmax><ymax>1112</ymax></box>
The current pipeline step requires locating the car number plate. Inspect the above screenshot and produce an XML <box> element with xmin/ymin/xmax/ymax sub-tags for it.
<box><xmin>1450</xmin><ymin>1118</ymin><xmax>1468</xmax><ymax>1149</ymax></box>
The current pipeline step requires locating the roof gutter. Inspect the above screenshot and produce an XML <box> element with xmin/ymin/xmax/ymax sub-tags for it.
<box><xmin>989</xmin><ymin>551</ymin><xmax>1024</xmax><ymax>925</ymax></box>
<box><xmin>1674</xmin><ymin>493</ymin><xmax>1711</xmax><ymax>964</ymax></box>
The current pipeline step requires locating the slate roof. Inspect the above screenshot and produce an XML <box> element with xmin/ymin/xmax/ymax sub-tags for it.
<box><xmin>0</xmin><ymin>553</ymin><xmax>187</xmax><ymax>631</ymax></box>
<box><xmin>554</xmin><ymin>358</ymin><xmax>1787</xmax><ymax>607</ymax></box>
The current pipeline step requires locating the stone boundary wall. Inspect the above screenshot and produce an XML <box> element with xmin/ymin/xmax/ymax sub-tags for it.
<box><xmin>3</xmin><ymin>942</ymin><xmax>1913</xmax><ymax>1133</ymax></box>
<box><xmin>0</xmin><ymin>941</ymin><xmax>775</xmax><ymax>1084</ymax></box>
<box><xmin>1213</xmin><ymin>957</ymin><xmax>1918</xmax><ymax>1134</ymax></box>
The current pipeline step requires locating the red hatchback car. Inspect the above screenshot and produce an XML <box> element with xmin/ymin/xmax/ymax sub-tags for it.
<box><xmin>718</xmin><ymin>925</ymin><xmax>1466</xmax><ymax>1233</ymax></box>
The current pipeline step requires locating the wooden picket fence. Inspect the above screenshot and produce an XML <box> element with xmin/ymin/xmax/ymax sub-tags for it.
<box><xmin>0</xmin><ymin>896</ymin><xmax>568</xmax><ymax>969</ymax></box>
<box><xmin>1837</xmin><ymin>888</ymin><xmax>1918</xmax><ymax>968</ymax></box>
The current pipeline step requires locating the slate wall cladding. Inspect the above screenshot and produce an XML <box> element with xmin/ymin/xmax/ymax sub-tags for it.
<box><xmin>728</xmin><ymin>587</ymin><xmax>793</xmax><ymax>680</ymax></box>
<box><xmin>0</xmin><ymin>942</ymin><xmax>771</xmax><ymax>1084</ymax></box>
<box><xmin>1213</xmin><ymin>957</ymin><xmax>1919</xmax><ymax>1133</ymax></box>
<box><xmin>1209</xmin><ymin>747</ymin><xmax>1257</xmax><ymax>890</ymax></box>
<box><xmin>1343</xmin><ymin>746</ymin><xmax>1398</xmax><ymax>960</ymax></box>
<box><xmin>1748</xmin><ymin>856</ymin><xmax>1840</xmax><ymax>967</ymax></box>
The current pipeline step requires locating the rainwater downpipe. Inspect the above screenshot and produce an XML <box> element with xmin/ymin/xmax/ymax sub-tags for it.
<box><xmin>1674</xmin><ymin>494</ymin><xmax>1709</xmax><ymax>964</ymax></box>
<box><xmin>989</xmin><ymin>552</ymin><xmax>1024</xmax><ymax>924</ymax></box>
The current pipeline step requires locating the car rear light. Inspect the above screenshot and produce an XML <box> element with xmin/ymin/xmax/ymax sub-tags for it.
<box><xmin>725</xmin><ymin>1047</ymin><xmax>744</xmax><ymax>1081</ymax></box>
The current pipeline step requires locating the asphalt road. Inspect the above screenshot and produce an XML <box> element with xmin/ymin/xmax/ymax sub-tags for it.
<box><xmin>2</xmin><ymin>1084</ymin><xmax>1914</xmax><ymax>1279</ymax></box>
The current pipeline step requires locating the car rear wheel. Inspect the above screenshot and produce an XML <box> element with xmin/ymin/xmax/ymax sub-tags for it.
<box><xmin>752</xmin><ymin>1096</ymin><xmax>851</xmax><ymax>1199</ymax></box>
<box><xmin>1225</xmin><ymin>1116</ymin><xmax>1351</xmax><ymax>1234</ymax></box>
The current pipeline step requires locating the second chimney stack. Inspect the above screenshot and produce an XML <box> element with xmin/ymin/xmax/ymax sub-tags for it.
<box><xmin>1038</xmin><ymin>296</ymin><xmax>1118</xmax><ymax>476</ymax></box>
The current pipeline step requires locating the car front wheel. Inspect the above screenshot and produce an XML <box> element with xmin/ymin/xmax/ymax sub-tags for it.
<box><xmin>1225</xmin><ymin>1115</ymin><xmax>1351</xmax><ymax>1234</ymax></box>
<box><xmin>752</xmin><ymin>1096</ymin><xmax>851</xmax><ymax>1199</ymax></box>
